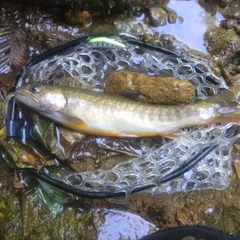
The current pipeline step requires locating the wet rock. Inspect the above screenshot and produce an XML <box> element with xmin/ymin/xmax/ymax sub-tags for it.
<box><xmin>220</xmin><ymin>19</ymin><xmax>240</xmax><ymax>35</ymax></box>
<box><xmin>204</xmin><ymin>26</ymin><xmax>240</xmax><ymax>75</ymax></box>
<box><xmin>104</xmin><ymin>71</ymin><xmax>195</xmax><ymax>104</ymax></box>
<box><xmin>64</xmin><ymin>9</ymin><xmax>92</xmax><ymax>26</ymax></box>
<box><xmin>219</xmin><ymin>0</ymin><xmax>240</xmax><ymax>19</ymax></box>
<box><xmin>198</xmin><ymin>0</ymin><xmax>230</xmax><ymax>13</ymax></box>
<box><xmin>149</xmin><ymin>6</ymin><xmax>167</xmax><ymax>27</ymax></box>
<box><xmin>167</xmin><ymin>9</ymin><xmax>178</xmax><ymax>24</ymax></box>
<box><xmin>220</xmin><ymin>19</ymin><xmax>239</xmax><ymax>30</ymax></box>
<box><xmin>159</xmin><ymin>33</ymin><xmax>207</xmax><ymax>58</ymax></box>
<box><xmin>233</xmin><ymin>159</ymin><xmax>240</xmax><ymax>180</ymax></box>
<box><xmin>230</xmin><ymin>73</ymin><xmax>240</xmax><ymax>86</ymax></box>
<box><xmin>219</xmin><ymin>0</ymin><xmax>231</xmax><ymax>8</ymax></box>
<box><xmin>161</xmin><ymin>33</ymin><xmax>189</xmax><ymax>53</ymax></box>
<box><xmin>175</xmin><ymin>208</ymin><xmax>193</xmax><ymax>225</ymax></box>
<box><xmin>147</xmin><ymin>0</ymin><xmax>178</xmax><ymax>25</ymax></box>
<box><xmin>198</xmin><ymin>0</ymin><xmax>218</xmax><ymax>15</ymax></box>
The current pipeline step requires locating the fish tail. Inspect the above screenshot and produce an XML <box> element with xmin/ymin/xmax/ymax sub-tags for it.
<box><xmin>205</xmin><ymin>86</ymin><xmax>240</xmax><ymax>123</ymax></box>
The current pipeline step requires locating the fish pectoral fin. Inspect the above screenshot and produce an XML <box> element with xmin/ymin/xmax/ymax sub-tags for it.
<box><xmin>56</xmin><ymin>112</ymin><xmax>88</xmax><ymax>131</ymax></box>
<box><xmin>160</xmin><ymin>130</ymin><xmax>187</xmax><ymax>139</ymax></box>
<box><xmin>117</xmin><ymin>90</ymin><xmax>145</xmax><ymax>102</ymax></box>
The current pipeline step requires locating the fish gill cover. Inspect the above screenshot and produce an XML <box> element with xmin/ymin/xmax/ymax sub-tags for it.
<box><xmin>15</xmin><ymin>35</ymin><xmax>239</xmax><ymax>197</ymax></box>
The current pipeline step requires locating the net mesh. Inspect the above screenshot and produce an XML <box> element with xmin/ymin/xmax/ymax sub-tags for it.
<box><xmin>64</xmin><ymin>124</ymin><xmax>239</xmax><ymax>193</ymax></box>
<box><xmin>20</xmin><ymin>37</ymin><xmax>238</xmax><ymax>194</ymax></box>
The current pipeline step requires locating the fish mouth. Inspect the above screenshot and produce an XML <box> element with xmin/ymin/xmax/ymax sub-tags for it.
<box><xmin>14</xmin><ymin>91</ymin><xmax>24</xmax><ymax>98</ymax></box>
<box><xmin>15</xmin><ymin>89</ymin><xmax>40</xmax><ymax>107</ymax></box>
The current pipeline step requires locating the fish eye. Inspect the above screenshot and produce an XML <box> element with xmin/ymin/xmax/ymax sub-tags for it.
<box><xmin>29</xmin><ymin>85</ymin><xmax>40</xmax><ymax>94</ymax></box>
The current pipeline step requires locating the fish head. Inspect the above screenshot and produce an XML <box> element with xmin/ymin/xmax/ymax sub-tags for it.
<box><xmin>14</xmin><ymin>84</ymin><xmax>67</xmax><ymax>113</ymax></box>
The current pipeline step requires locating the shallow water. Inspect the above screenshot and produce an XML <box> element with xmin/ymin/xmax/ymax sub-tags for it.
<box><xmin>150</xmin><ymin>0</ymin><xmax>224</xmax><ymax>53</ymax></box>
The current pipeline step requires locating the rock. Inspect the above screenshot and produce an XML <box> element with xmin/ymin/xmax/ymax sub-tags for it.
<box><xmin>104</xmin><ymin>71</ymin><xmax>195</xmax><ymax>104</ymax></box>
<box><xmin>149</xmin><ymin>7</ymin><xmax>167</xmax><ymax>27</ymax></box>
<box><xmin>167</xmin><ymin>10</ymin><xmax>178</xmax><ymax>24</ymax></box>
<box><xmin>204</xmin><ymin>26</ymin><xmax>240</xmax><ymax>77</ymax></box>
<box><xmin>220</xmin><ymin>19</ymin><xmax>240</xmax><ymax>35</ymax></box>
<box><xmin>219</xmin><ymin>0</ymin><xmax>231</xmax><ymax>8</ymax></box>
<box><xmin>220</xmin><ymin>19</ymin><xmax>239</xmax><ymax>30</ymax></box>
<box><xmin>64</xmin><ymin>9</ymin><xmax>92</xmax><ymax>26</ymax></box>
<box><xmin>198</xmin><ymin>0</ymin><xmax>230</xmax><ymax>13</ymax></box>
<box><xmin>219</xmin><ymin>0</ymin><xmax>240</xmax><ymax>19</ymax></box>
<box><xmin>234</xmin><ymin>159</ymin><xmax>240</xmax><ymax>180</ymax></box>
<box><xmin>175</xmin><ymin>208</ymin><xmax>193</xmax><ymax>225</ymax></box>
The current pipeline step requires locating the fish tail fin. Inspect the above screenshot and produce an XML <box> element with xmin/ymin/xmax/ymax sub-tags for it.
<box><xmin>205</xmin><ymin>85</ymin><xmax>240</xmax><ymax>123</ymax></box>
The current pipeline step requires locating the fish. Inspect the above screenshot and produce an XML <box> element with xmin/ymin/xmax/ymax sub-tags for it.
<box><xmin>14</xmin><ymin>84</ymin><xmax>240</xmax><ymax>138</ymax></box>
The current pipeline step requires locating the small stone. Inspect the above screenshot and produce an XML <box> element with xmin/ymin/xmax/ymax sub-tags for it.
<box><xmin>188</xmin><ymin>203</ymin><xmax>198</xmax><ymax>213</ymax></box>
<box><xmin>236</xmin><ymin>65</ymin><xmax>240</xmax><ymax>73</ymax></box>
<box><xmin>213</xmin><ymin>56</ymin><xmax>219</xmax><ymax>62</ymax></box>
<box><xmin>192</xmin><ymin>213</ymin><xmax>198</xmax><ymax>222</ymax></box>
<box><xmin>176</xmin><ymin>209</ymin><xmax>192</xmax><ymax>225</ymax></box>
<box><xmin>65</xmin><ymin>9</ymin><xmax>92</xmax><ymax>26</ymax></box>
<box><xmin>234</xmin><ymin>159</ymin><xmax>240</xmax><ymax>180</ymax></box>
<box><xmin>234</xmin><ymin>144</ymin><xmax>240</xmax><ymax>151</ymax></box>
<box><xmin>82</xmin><ymin>11</ymin><xmax>93</xmax><ymax>27</ymax></box>
<box><xmin>220</xmin><ymin>0</ymin><xmax>230</xmax><ymax>8</ymax></box>
<box><xmin>149</xmin><ymin>7</ymin><xmax>167</xmax><ymax>27</ymax></box>
<box><xmin>167</xmin><ymin>10</ymin><xmax>178</xmax><ymax>24</ymax></box>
